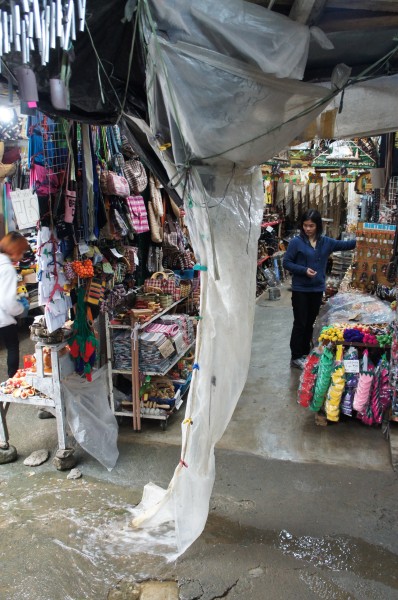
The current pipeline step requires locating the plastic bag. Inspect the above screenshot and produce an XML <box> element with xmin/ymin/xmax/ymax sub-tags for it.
<box><xmin>62</xmin><ymin>366</ymin><xmax>119</xmax><ymax>470</ymax></box>
<box><xmin>314</xmin><ymin>292</ymin><xmax>395</xmax><ymax>341</ymax></box>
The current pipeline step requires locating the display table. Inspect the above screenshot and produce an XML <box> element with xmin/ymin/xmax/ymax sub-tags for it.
<box><xmin>0</xmin><ymin>341</ymin><xmax>74</xmax><ymax>453</ymax></box>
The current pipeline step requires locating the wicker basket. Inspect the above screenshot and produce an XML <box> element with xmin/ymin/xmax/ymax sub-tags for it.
<box><xmin>136</xmin><ymin>291</ymin><xmax>160</xmax><ymax>304</ymax></box>
<box><xmin>180</xmin><ymin>279</ymin><xmax>192</xmax><ymax>298</ymax></box>
<box><xmin>147</xmin><ymin>376</ymin><xmax>175</xmax><ymax>400</ymax></box>
<box><xmin>159</xmin><ymin>293</ymin><xmax>173</xmax><ymax>309</ymax></box>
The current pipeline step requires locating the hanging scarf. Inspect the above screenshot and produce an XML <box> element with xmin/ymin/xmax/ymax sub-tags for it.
<box><xmin>68</xmin><ymin>287</ymin><xmax>98</xmax><ymax>381</ymax></box>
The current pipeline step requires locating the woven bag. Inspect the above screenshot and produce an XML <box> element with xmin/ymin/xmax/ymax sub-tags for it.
<box><xmin>123</xmin><ymin>158</ymin><xmax>148</xmax><ymax>195</ymax></box>
<box><xmin>148</xmin><ymin>200</ymin><xmax>163</xmax><ymax>243</ymax></box>
<box><xmin>149</xmin><ymin>174</ymin><xmax>164</xmax><ymax>217</ymax></box>
<box><xmin>159</xmin><ymin>293</ymin><xmax>173</xmax><ymax>309</ymax></box>
<box><xmin>107</xmin><ymin>171</ymin><xmax>130</xmax><ymax>197</ymax></box>
<box><xmin>180</xmin><ymin>280</ymin><xmax>192</xmax><ymax>298</ymax></box>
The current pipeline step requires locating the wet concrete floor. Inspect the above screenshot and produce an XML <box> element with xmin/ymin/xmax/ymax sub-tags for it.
<box><xmin>0</xmin><ymin>290</ymin><xmax>397</xmax><ymax>599</ymax></box>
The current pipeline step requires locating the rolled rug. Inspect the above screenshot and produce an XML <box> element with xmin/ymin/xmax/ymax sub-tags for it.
<box><xmin>352</xmin><ymin>373</ymin><xmax>373</xmax><ymax>413</ymax></box>
<box><xmin>310</xmin><ymin>345</ymin><xmax>335</xmax><ymax>412</ymax></box>
<box><xmin>298</xmin><ymin>348</ymin><xmax>322</xmax><ymax>408</ymax></box>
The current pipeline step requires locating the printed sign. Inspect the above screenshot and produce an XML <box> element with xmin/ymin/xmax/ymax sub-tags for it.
<box><xmin>10</xmin><ymin>188</ymin><xmax>40</xmax><ymax>230</ymax></box>
<box><xmin>344</xmin><ymin>359</ymin><xmax>360</xmax><ymax>374</ymax></box>
<box><xmin>158</xmin><ymin>338</ymin><xmax>175</xmax><ymax>359</ymax></box>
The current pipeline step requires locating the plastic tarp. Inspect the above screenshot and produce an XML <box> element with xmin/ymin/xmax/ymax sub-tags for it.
<box><xmin>315</xmin><ymin>292</ymin><xmax>395</xmax><ymax>337</ymax></box>
<box><xmin>62</xmin><ymin>366</ymin><xmax>119</xmax><ymax>471</ymax></box>
<box><xmin>130</xmin><ymin>0</ymin><xmax>336</xmax><ymax>556</ymax></box>
<box><xmin>297</xmin><ymin>74</ymin><xmax>398</xmax><ymax>141</ymax></box>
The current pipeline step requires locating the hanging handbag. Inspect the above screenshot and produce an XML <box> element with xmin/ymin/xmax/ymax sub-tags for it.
<box><xmin>121</xmin><ymin>134</ymin><xmax>136</xmax><ymax>159</ymax></box>
<box><xmin>149</xmin><ymin>174</ymin><xmax>164</xmax><ymax>217</ymax></box>
<box><xmin>33</xmin><ymin>163</ymin><xmax>59</xmax><ymax>195</ymax></box>
<box><xmin>125</xmin><ymin>195</ymin><xmax>150</xmax><ymax>234</ymax></box>
<box><xmin>63</xmin><ymin>157</ymin><xmax>76</xmax><ymax>224</ymax></box>
<box><xmin>110</xmin><ymin>204</ymin><xmax>129</xmax><ymax>239</ymax></box>
<box><xmin>101</xmin><ymin>171</ymin><xmax>130</xmax><ymax>198</ymax></box>
<box><xmin>123</xmin><ymin>158</ymin><xmax>148</xmax><ymax>195</ymax></box>
<box><xmin>163</xmin><ymin>213</ymin><xmax>183</xmax><ymax>253</ymax></box>
<box><xmin>147</xmin><ymin>200</ymin><xmax>163</xmax><ymax>243</ymax></box>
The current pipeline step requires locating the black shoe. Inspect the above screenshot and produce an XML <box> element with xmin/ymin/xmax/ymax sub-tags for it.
<box><xmin>290</xmin><ymin>357</ymin><xmax>306</xmax><ymax>369</ymax></box>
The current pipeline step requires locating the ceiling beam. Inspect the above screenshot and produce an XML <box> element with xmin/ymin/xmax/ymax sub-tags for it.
<box><xmin>289</xmin><ymin>0</ymin><xmax>327</xmax><ymax>24</ymax></box>
<box><xmin>328</xmin><ymin>0</ymin><xmax>398</xmax><ymax>13</ymax></box>
<box><xmin>320</xmin><ymin>14</ymin><xmax>398</xmax><ymax>32</ymax></box>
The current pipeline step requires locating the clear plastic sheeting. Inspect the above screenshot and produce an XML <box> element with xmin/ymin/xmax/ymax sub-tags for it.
<box><xmin>62</xmin><ymin>366</ymin><xmax>119</xmax><ymax>471</ymax></box>
<box><xmin>298</xmin><ymin>74</ymin><xmax>398</xmax><ymax>141</ymax></box>
<box><xmin>147</xmin><ymin>0</ymin><xmax>315</xmax><ymax>80</ymax></box>
<box><xmin>315</xmin><ymin>292</ymin><xmax>395</xmax><ymax>340</ymax></box>
<box><xmin>130</xmin><ymin>0</ymin><xmax>336</xmax><ymax>556</ymax></box>
<box><xmin>147</xmin><ymin>37</ymin><xmax>330</xmax><ymax>166</ymax></box>
<box><xmin>133</xmin><ymin>164</ymin><xmax>264</xmax><ymax>555</ymax></box>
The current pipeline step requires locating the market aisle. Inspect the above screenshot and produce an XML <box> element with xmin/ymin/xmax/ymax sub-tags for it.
<box><xmin>217</xmin><ymin>288</ymin><xmax>392</xmax><ymax>471</ymax></box>
<box><xmin>1</xmin><ymin>288</ymin><xmax>392</xmax><ymax>472</ymax></box>
<box><xmin>117</xmin><ymin>286</ymin><xmax>392</xmax><ymax>472</ymax></box>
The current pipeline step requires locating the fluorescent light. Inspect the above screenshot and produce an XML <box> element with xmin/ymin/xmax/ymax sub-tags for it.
<box><xmin>0</xmin><ymin>106</ymin><xmax>14</xmax><ymax>123</ymax></box>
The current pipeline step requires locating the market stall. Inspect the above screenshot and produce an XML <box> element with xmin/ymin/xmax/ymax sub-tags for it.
<box><xmin>0</xmin><ymin>112</ymin><xmax>198</xmax><ymax>468</ymax></box>
<box><xmin>299</xmin><ymin>292</ymin><xmax>395</xmax><ymax>428</ymax></box>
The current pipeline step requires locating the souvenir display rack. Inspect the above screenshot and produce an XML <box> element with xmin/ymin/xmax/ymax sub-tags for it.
<box><xmin>104</xmin><ymin>296</ymin><xmax>195</xmax><ymax>431</ymax></box>
<box><xmin>351</xmin><ymin>222</ymin><xmax>396</xmax><ymax>292</ymax></box>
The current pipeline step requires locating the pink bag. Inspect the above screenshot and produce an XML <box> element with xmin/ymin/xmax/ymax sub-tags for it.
<box><xmin>63</xmin><ymin>158</ymin><xmax>76</xmax><ymax>224</ymax></box>
<box><xmin>125</xmin><ymin>196</ymin><xmax>150</xmax><ymax>234</ymax></box>
<box><xmin>33</xmin><ymin>164</ymin><xmax>59</xmax><ymax>195</ymax></box>
<box><xmin>104</xmin><ymin>171</ymin><xmax>130</xmax><ymax>198</ymax></box>
<box><xmin>64</xmin><ymin>188</ymin><xmax>76</xmax><ymax>223</ymax></box>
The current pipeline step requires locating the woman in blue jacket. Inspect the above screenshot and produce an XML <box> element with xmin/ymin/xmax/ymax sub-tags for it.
<box><xmin>283</xmin><ymin>209</ymin><xmax>356</xmax><ymax>369</ymax></box>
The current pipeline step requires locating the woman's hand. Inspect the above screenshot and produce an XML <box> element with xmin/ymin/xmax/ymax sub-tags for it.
<box><xmin>306</xmin><ymin>268</ymin><xmax>317</xmax><ymax>278</ymax></box>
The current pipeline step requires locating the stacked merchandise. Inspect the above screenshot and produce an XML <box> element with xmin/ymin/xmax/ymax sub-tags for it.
<box><xmin>326</xmin><ymin>249</ymin><xmax>355</xmax><ymax>298</ymax></box>
<box><xmin>112</xmin><ymin>314</ymin><xmax>194</xmax><ymax>375</ymax></box>
<box><xmin>298</xmin><ymin>343</ymin><xmax>393</xmax><ymax>427</ymax></box>
<box><xmin>390</xmin><ymin>314</ymin><xmax>398</xmax><ymax>422</ymax></box>
<box><xmin>139</xmin><ymin>315</ymin><xmax>195</xmax><ymax>373</ymax></box>
<box><xmin>15</xmin><ymin>232</ymin><xmax>38</xmax><ymax>307</ymax></box>
<box><xmin>300</xmin><ymin>286</ymin><xmax>396</xmax><ymax>429</ymax></box>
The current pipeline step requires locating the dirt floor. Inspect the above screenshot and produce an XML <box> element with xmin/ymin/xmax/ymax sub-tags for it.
<box><xmin>0</xmin><ymin>291</ymin><xmax>397</xmax><ymax>600</ymax></box>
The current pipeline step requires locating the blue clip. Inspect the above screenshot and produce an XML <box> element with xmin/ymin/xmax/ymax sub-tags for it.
<box><xmin>193</xmin><ymin>264</ymin><xmax>207</xmax><ymax>272</ymax></box>
<box><xmin>193</xmin><ymin>363</ymin><xmax>200</xmax><ymax>371</ymax></box>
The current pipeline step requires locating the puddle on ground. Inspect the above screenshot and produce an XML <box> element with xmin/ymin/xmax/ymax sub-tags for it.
<box><xmin>0</xmin><ymin>472</ymin><xmax>176</xmax><ymax>600</ymax></box>
<box><xmin>1</xmin><ymin>473</ymin><xmax>397</xmax><ymax>599</ymax></box>
<box><xmin>204</xmin><ymin>514</ymin><xmax>398</xmax><ymax>591</ymax></box>
<box><xmin>278</xmin><ymin>529</ymin><xmax>398</xmax><ymax>588</ymax></box>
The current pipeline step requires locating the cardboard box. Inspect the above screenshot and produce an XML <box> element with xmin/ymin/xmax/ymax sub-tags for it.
<box><xmin>23</xmin><ymin>273</ymin><xmax>37</xmax><ymax>284</ymax></box>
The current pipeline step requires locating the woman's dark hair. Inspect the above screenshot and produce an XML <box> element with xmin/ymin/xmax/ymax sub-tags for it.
<box><xmin>0</xmin><ymin>231</ymin><xmax>29</xmax><ymax>255</ymax></box>
<box><xmin>300</xmin><ymin>209</ymin><xmax>323</xmax><ymax>238</ymax></box>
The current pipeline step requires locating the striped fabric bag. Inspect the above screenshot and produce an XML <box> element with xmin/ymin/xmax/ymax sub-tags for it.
<box><xmin>125</xmin><ymin>196</ymin><xmax>150</xmax><ymax>234</ymax></box>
